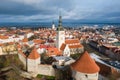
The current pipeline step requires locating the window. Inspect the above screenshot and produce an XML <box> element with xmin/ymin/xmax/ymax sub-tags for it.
<box><xmin>85</xmin><ymin>74</ymin><xmax>88</xmax><ymax>78</ymax></box>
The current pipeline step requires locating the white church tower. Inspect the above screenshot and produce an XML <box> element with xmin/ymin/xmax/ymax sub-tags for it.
<box><xmin>56</xmin><ymin>15</ymin><xmax>65</xmax><ymax>50</ymax></box>
<box><xmin>52</xmin><ymin>21</ymin><xmax>56</xmax><ymax>30</ymax></box>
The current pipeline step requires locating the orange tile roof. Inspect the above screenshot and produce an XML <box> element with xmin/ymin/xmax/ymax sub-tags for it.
<box><xmin>33</xmin><ymin>39</ymin><xmax>44</xmax><ymax>44</ymax></box>
<box><xmin>60</xmin><ymin>40</ymin><xmax>83</xmax><ymax>50</ymax></box>
<box><xmin>65</xmin><ymin>39</ymin><xmax>79</xmax><ymax>44</ymax></box>
<box><xmin>0</xmin><ymin>43</ymin><xmax>3</xmax><ymax>46</ymax></box>
<box><xmin>60</xmin><ymin>43</ymin><xmax>66</xmax><ymax>51</ymax></box>
<box><xmin>69</xmin><ymin>44</ymin><xmax>83</xmax><ymax>49</ymax></box>
<box><xmin>28</xmin><ymin>47</ymin><xmax>40</xmax><ymax>59</ymax></box>
<box><xmin>71</xmin><ymin>51</ymin><xmax>100</xmax><ymax>73</ymax></box>
<box><xmin>81</xmin><ymin>35</ymin><xmax>87</xmax><ymax>39</ymax></box>
<box><xmin>17</xmin><ymin>44</ymin><xmax>22</xmax><ymax>49</ymax></box>
<box><xmin>47</xmin><ymin>48</ymin><xmax>62</xmax><ymax>56</ymax></box>
<box><xmin>22</xmin><ymin>38</ymin><xmax>28</xmax><ymax>42</ymax></box>
<box><xmin>0</xmin><ymin>35</ymin><xmax>9</xmax><ymax>39</ymax></box>
<box><xmin>8</xmin><ymin>42</ymin><xmax>14</xmax><ymax>45</ymax></box>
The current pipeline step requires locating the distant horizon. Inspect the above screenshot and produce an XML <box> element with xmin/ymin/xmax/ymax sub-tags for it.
<box><xmin>0</xmin><ymin>21</ymin><xmax>120</xmax><ymax>28</ymax></box>
<box><xmin>0</xmin><ymin>21</ymin><xmax>120</xmax><ymax>24</ymax></box>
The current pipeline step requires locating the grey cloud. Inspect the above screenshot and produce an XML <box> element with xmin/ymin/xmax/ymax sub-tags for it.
<box><xmin>0</xmin><ymin>0</ymin><xmax>57</xmax><ymax>16</ymax></box>
<box><xmin>0</xmin><ymin>0</ymin><xmax>120</xmax><ymax>23</ymax></box>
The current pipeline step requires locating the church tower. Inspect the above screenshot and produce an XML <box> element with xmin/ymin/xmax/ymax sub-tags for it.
<box><xmin>56</xmin><ymin>15</ymin><xmax>65</xmax><ymax>50</ymax></box>
<box><xmin>52</xmin><ymin>21</ymin><xmax>56</xmax><ymax>30</ymax></box>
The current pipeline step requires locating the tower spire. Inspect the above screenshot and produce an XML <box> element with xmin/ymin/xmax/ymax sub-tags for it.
<box><xmin>57</xmin><ymin>14</ymin><xmax>64</xmax><ymax>31</ymax></box>
<box><xmin>58</xmin><ymin>14</ymin><xmax>62</xmax><ymax>27</ymax></box>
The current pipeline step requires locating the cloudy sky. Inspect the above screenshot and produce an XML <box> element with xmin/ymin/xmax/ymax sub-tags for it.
<box><xmin>0</xmin><ymin>0</ymin><xmax>120</xmax><ymax>23</ymax></box>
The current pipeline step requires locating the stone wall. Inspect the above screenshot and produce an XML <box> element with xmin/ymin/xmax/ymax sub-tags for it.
<box><xmin>0</xmin><ymin>47</ymin><xmax>3</xmax><ymax>55</ymax></box>
<box><xmin>18</xmin><ymin>53</ymin><xmax>26</xmax><ymax>66</ymax></box>
<box><xmin>27</xmin><ymin>58</ymin><xmax>40</xmax><ymax>73</ymax></box>
<box><xmin>96</xmin><ymin>62</ymin><xmax>111</xmax><ymax>76</ymax></box>
<box><xmin>38</xmin><ymin>64</ymin><xmax>55</xmax><ymax>76</ymax></box>
<box><xmin>72</xmin><ymin>70</ymin><xmax>99</xmax><ymax>80</ymax></box>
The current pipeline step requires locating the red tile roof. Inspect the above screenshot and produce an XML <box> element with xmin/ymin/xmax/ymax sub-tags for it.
<box><xmin>40</xmin><ymin>45</ymin><xmax>52</xmax><ymax>49</ymax></box>
<box><xmin>47</xmin><ymin>48</ymin><xmax>62</xmax><ymax>56</ymax></box>
<box><xmin>69</xmin><ymin>44</ymin><xmax>83</xmax><ymax>49</ymax></box>
<box><xmin>28</xmin><ymin>47</ymin><xmax>40</xmax><ymax>59</ymax></box>
<box><xmin>22</xmin><ymin>38</ymin><xmax>28</xmax><ymax>42</ymax></box>
<box><xmin>33</xmin><ymin>39</ymin><xmax>44</xmax><ymax>44</ymax></box>
<box><xmin>8</xmin><ymin>42</ymin><xmax>14</xmax><ymax>45</ymax></box>
<box><xmin>65</xmin><ymin>39</ymin><xmax>79</xmax><ymax>44</ymax></box>
<box><xmin>60</xmin><ymin>43</ymin><xmax>83</xmax><ymax>51</ymax></box>
<box><xmin>17</xmin><ymin>44</ymin><xmax>22</xmax><ymax>49</ymax></box>
<box><xmin>60</xmin><ymin>43</ymin><xmax>66</xmax><ymax>51</ymax></box>
<box><xmin>0</xmin><ymin>35</ymin><xmax>9</xmax><ymax>39</ymax></box>
<box><xmin>71</xmin><ymin>51</ymin><xmax>100</xmax><ymax>73</ymax></box>
<box><xmin>0</xmin><ymin>43</ymin><xmax>3</xmax><ymax>46</ymax></box>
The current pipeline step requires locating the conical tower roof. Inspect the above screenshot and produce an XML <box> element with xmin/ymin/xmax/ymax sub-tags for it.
<box><xmin>71</xmin><ymin>51</ymin><xmax>100</xmax><ymax>73</ymax></box>
<box><xmin>28</xmin><ymin>47</ymin><xmax>40</xmax><ymax>59</ymax></box>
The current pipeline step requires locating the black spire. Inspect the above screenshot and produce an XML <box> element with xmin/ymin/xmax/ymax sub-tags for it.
<box><xmin>57</xmin><ymin>15</ymin><xmax>64</xmax><ymax>31</ymax></box>
<box><xmin>58</xmin><ymin>15</ymin><xmax>62</xmax><ymax>27</ymax></box>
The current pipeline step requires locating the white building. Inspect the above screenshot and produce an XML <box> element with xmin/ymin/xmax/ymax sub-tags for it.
<box><xmin>52</xmin><ymin>21</ymin><xmax>56</xmax><ymax>30</ymax></box>
<box><xmin>60</xmin><ymin>39</ymin><xmax>84</xmax><ymax>56</ymax></box>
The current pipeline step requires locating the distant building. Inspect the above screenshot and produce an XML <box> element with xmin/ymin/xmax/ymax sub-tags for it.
<box><xmin>22</xmin><ymin>35</ymin><xmax>28</xmax><ymax>44</ymax></box>
<box><xmin>60</xmin><ymin>39</ymin><xmax>84</xmax><ymax>56</ymax></box>
<box><xmin>90</xmin><ymin>53</ymin><xmax>120</xmax><ymax>79</ymax></box>
<box><xmin>89</xmin><ymin>40</ymin><xmax>99</xmax><ymax>50</ymax></box>
<box><xmin>52</xmin><ymin>21</ymin><xmax>56</xmax><ymax>30</ymax></box>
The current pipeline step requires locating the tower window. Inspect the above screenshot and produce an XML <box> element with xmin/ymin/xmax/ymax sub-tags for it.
<box><xmin>85</xmin><ymin>74</ymin><xmax>88</xmax><ymax>78</ymax></box>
